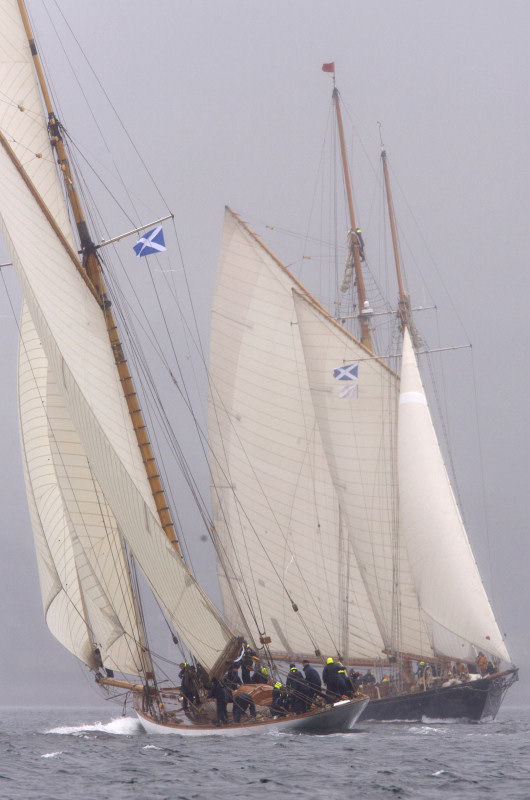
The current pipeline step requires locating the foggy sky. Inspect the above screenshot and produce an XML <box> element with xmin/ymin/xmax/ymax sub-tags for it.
<box><xmin>0</xmin><ymin>0</ymin><xmax>528</xmax><ymax>708</ymax></box>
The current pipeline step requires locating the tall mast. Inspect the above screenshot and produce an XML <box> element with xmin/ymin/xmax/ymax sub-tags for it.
<box><xmin>381</xmin><ymin>146</ymin><xmax>423</xmax><ymax>350</ymax></box>
<box><xmin>381</xmin><ymin>147</ymin><xmax>407</xmax><ymax>327</ymax></box>
<box><xmin>16</xmin><ymin>0</ymin><xmax>183</xmax><ymax>559</ymax></box>
<box><xmin>331</xmin><ymin>82</ymin><xmax>373</xmax><ymax>351</ymax></box>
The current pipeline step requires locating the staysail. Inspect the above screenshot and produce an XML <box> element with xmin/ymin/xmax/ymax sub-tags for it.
<box><xmin>1</xmin><ymin>0</ymin><xmax>234</xmax><ymax>673</ymax></box>
<box><xmin>397</xmin><ymin>328</ymin><xmax>510</xmax><ymax>663</ymax></box>
<box><xmin>208</xmin><ymin>207</ymin><xmax>385</xmax><ymax>660</ymax></box>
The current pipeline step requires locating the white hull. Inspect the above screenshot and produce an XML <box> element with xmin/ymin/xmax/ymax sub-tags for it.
<box><xmin>136</xmin><ymin>697</ymin><xmax>369</xmax><ymax>736</ymax></box>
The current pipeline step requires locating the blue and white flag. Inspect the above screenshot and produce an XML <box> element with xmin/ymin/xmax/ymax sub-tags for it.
<box><xmin>333</xmin><ymin>362</ymin><xmax>358</xmax><ymax>399</ymax></box>
<box><xmin>133</xmin><ymin>226</ymin><xmax>166</xmax><ymax>257</ymax></box>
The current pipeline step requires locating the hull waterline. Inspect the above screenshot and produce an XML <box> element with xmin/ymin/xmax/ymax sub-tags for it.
<box><xmin>358</xmin><ymin>669</ymin><xmax>518</xmax><ymax>723</ymax></box>
<box><xmin>136</xmin><ymin>696</ymin><xmax>369</xmax><ymax>736</ymax></box>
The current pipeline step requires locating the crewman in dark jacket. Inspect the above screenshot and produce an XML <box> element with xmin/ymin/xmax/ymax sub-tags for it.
<box><xmin>251</xmin><ymin>666</ymin><xmax>270</xmax><ymax>684</ymax></box>
<box><xmin>224</xmin><ymin>665</ymin><xmax>242</xmax><ymax>691</ymax></box>
<box><xmin>271</xmin><ymin>682</ymin><xmax>289</xmax><ymax>716</ymax></box>
<box><xmin>207</xmin><ymin>678</ymin><xmax>231</xmax><ymax>725</ymax></box>
<box><xmin>179</xmin><ymin>662</ymin><xmax>200</xmax><ymax>710</ymax></box>
<box><xmin>232</xmin><ymin>692</ymin><xmax>256</xmax><ymax>723</ymax></box>
<box><xmin>322</xmin><ymin>657</ymin><xmax>343</xmax><ymax>702</ymax></box>
<box><xmin>286</xmin><ymin>663</ymin><xmax>309</xmax><ymax>713</ymax></box>
<box><xmin>302</xmin><ymin>661</ymin><xmax>322</xmax><ymax>703</ymax></box>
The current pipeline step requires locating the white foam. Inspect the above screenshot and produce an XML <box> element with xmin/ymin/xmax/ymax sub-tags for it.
<box><xmin>41</xmin><ymin>751</ymin><xmax>63</xmax><ymax>758</ymax></box>
<box><xmin>47</xmin><ymin>716</ymin><xmax>143</xmax><ymax>736</ymax></box>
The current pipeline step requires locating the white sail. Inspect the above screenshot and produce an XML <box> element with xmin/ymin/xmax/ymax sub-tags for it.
<box><xmin>292</xmin><ymin>290</ymin><xmax>434</xmax><ymax>659</ymax></box>
<box><xmin>0</xmin><ymin>0</ymin><xmax>234</xmax><ymax>671</ymax></box>
<box><xmin>398</xmin><ymin>328</ymin><xmax>510</xmax><ymax>663</ymax></box>
<box><xmin>19</xmin><ymin>305</ymin><xmax>150</xmax><ymax>675</ymax></box>
<box><xmin>209</xmin><ymin>207</ymin><xmax>385</xmax><ymax>660</ymax></box>
<box><xmin>18</xmin><ymin>305</ymin><xmax>96</xmax><ymax>668</ymax></box>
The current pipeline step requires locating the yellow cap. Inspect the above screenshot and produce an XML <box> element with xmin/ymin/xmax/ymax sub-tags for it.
<box><xmin>327</xmin><ymin>657</ymin><xmax>334</xmax><ymax>664</ymax></box>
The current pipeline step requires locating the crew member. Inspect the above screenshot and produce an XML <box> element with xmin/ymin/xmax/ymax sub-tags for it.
<box><xmin>271</xmin><ymin>682</ymin><xmax>289</xmax><ymax>716</ymax></box>
<box><xmin>322</xmin><ymin>657</ymin><xmax>343</xmax><ymax>702</ymax></box>
<box><xmin>207</xmin><ymin>678</ymin><xmax>231</xmax><ymax>726</ymax></box>
<box><xmin>233</xmin><ymin>692</ymin><xmax>257</xmax><ymax>723</ymax></box>
<box><xmin>286</xmin><ymin>663</ymin><xmax>308</xmax><ymax>713</ymax></box>
<box><xmin>302</xmin><ymin>661</ymin><xmax>322</xmax><ymax>703</ymax></box>
<box><xmin>251</xmin><ymin>666</ymin><xmax>270</xmax><ymax>684</ymax></box>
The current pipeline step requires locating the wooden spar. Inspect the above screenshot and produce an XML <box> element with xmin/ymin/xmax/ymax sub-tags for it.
<box><xmin>381</xmin><ymin>148</ymin><xmax>407</xmax><ymax>326</ymax></box>
<box><xmin>332</xmin><ymin>87</ymin><xmax>373</xmax><ymax>352</ymax></box>
<box><xmin>16</xmin><ymin>0</ymin><xmax>183</xmax><ymax>560</ymax></box>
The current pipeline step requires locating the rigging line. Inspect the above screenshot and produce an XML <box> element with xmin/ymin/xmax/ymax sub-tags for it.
<box><xmin>468</xmin><ymin>348</ymin><xmax>496</xmax><ymax>605</ymax></box>
<box><xmin>206</xmin><ymin>349</ymin><xmax>341</xmax><ymax>657</ymax></box>
<box><xmin>47</xmin><ymin>0</ymin><xmax>172</xmax><ymax>214</ymax></box>
<box><xmin>98</xmin><ymin>252</ymin><xmax>268</xmax><ymax>633</ymax></box>
<box><xmin>103</xmin><ymin>275</ymin><xmax>213</xmax><ymax>576</ymax></box>
<box><xmin>287</xmin><ymin>313</ymin><xmax>341</xmax><ymax>649</ymax></box>
<box><xmin>94</xmin><ymin>252</ymin><xmax>211</xmax><ymax>572</ymax></box>
<box><xmin>381</xmin><ymin>155</ymin><xmax>472</xmax><ymax>344</ymax></box>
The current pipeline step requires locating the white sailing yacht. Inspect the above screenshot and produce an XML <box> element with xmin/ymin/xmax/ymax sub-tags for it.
<box><xmin>207</xmin><ymin>71</ymin><xmax>517</xmax><ymax>721</ymax></box>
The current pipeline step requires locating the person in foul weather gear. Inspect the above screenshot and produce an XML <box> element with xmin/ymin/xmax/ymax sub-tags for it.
<box><xmin>232</xmin><ymin>692</ymin><xmax>257</xmax><ymax>723</ymax></box>
<box><xmin>271</xmin><ymin>682</ymin><xmax>289</xmax><ymax>716</ymax></box>
<box><xmin>207</xmin><ymin>678</ymin><xmax>231</xmax><ymax>725</ymax></box>
<box><xmin>302</xmin><ymin>661</ymin><xmax>322</xmax><ymax>703</ymax></box>
<box><xmin>354</xmin><ymin>227</ymin><xmax>365</xmax><ymax>261</ymax></box>
<box><xmin>322</xmin><ymin>657</ymin><xmax>344</xmax><ymax>702</ymax></box>
<box><xmin>179</xmin><ymin>662</ymin><xmax>200</xmax><ymax>709</ymax></box>
<box><xmin>286</xmin><ymin>663</ymin><xmax>309</xmax><ymax>713</ymax></box>
<box><xmin>251</xmin><ymin>666</ymin><xmax>270</xmax><ymax>684</ymax></box>
<box><xmin>224</xmin><ymin>665</ymin><xmax>242</xmax><ymax>690</ymax></box>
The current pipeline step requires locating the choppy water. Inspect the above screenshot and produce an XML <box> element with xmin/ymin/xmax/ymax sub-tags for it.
<box><xmin>0</xmin><ymin>705</ymin><xmax>528</xmax><ymax>799</ymax></box>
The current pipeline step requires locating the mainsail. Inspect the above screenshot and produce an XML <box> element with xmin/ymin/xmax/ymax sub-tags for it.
<box><xmin>0</xmin><ymin>0</ymin><xmax>233</xmax><ymax>674</ymax></box>
<box><xmin>208</xmin><ymin>207</ymin><xmax>385</xmax><ymax>661</ymax></box>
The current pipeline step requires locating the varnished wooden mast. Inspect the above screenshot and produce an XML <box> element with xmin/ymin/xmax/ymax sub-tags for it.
<box><xmin>381</xmin><ymin>148</ymin><xmax>407</xmax><ymax>327</ymax></box>
<box><xmin>16</xmin><ymin>0</ymin><xmax>182</xmax><ymax>558</ymax></box>
<box><xmin>332</xmin><ymin>86</ymin><xmax>373</xmax><ymax>351</ymax></box>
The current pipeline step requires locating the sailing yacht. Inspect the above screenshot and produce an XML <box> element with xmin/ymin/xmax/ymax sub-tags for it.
<box><xmin>207</xmin><ymin>71</ymin><xmax>518</xmax><ymax>722</ymax></box>
<box><xmin>0</xmin><ymin>3</ymin><xmax>369</xmax><ymax>733</ymax></box>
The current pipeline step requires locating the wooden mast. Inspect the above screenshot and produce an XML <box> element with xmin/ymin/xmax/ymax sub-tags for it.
<box><xmin>16</xmin><ymin>0</ymin><xmax>183</xmax><ymax>560</ymax></box>
<box><xmin>381</xmin><ymin>146</ymin><xmax>423</xmax><ymax>351</ymax></box>
<box><xmin>330</xmin><ymin>82</ymin><xmax>373</xmax><ymax>352</ymax></box>
<box><xmin>381</xmin><ymin>147</ymin><xmax>407</xmax><ymax>326</ymax></box>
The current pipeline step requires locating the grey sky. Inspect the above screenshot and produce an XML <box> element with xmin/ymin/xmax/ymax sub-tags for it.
<box><xmin>0</xmin><ymin>0</ymin><xmax>528</xmax><ymax>707</ymax></box>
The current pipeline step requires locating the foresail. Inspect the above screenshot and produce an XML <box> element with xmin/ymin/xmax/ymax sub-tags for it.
<box><xmin>292</xmin><ymin>291</ymin><xmax>434</xmax><ymax>660</ymax></box>
<box><xmin>18</xmin><ymin>305</ymin><xmax>96</xmax><ymax>669</ymax></box>
<box><xmin>398</xmin><ymin>328</ymin><xmax>510</xmax><ymax>663</ymax></box>
<box><xmin>208</xmin><ymin>207</ymin><xmax>385</xmax><ymax>660</ymax></box>
<box><xmin>0</xmin><ymin>3</ymin><xmax>234</xmax><ymax>670</ymax></box>
<box><xmin>18</xmin><ymin>304</ymin><xmax>151</xmax><ymax>675</ymax></box>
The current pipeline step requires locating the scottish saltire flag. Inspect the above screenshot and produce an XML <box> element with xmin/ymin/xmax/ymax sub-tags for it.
<box><xmin>333</xmin><ymin>362</ymin><xmax>358</xmax><ymax>399</ymax></box>
<box><xmin>133</xmin><ymin>226</ymin><xmax>166</xmax><ymax>257</ymax></box>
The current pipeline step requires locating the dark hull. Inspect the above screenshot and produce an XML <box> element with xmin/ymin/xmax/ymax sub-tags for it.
<box><xmin>359</xmin><ymin>669</ymin><xmax>518</xmax><ymax>723</ymax></box>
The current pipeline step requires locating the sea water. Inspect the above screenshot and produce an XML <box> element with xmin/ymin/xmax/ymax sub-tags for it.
<box><xmin>0</xmin><ymin>705</ymin><xmax>528</xmax><ymax>799</ymax></box>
